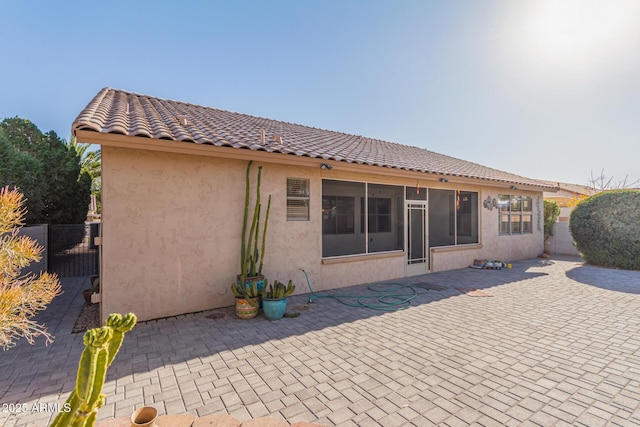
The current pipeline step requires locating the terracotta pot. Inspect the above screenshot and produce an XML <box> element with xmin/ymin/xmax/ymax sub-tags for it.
<box><xmin>130</xmin><ymin>406</ymin><xmax>157</xmax><ymax>427</ymax></box>
<box><xmin>235</xmin><ymin>297</ymin><xmax>259</xmax><ymax>319</ymax></box>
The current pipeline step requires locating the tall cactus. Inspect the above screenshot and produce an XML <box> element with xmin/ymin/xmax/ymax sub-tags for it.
<box><xmin>240</xmin><ymin>161</ymin><xmax>271</xmax><ymax>279</ymax></box>
<box><xmin>50</xmin><ymin>313</ymin><xmax>137</xmax><ymax>427</ymax></box>
<box><xmin>240</xmin><ymin>161</ymin><xmax>252</xmax><ymax>280</ymax></box>
<box><xmin>258</xmin><ymin>195</ymin><xmax>271</xmax><ymax>275</ymax></box>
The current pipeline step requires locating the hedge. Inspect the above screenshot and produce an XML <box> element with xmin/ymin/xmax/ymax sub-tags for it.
<box><xmin>569</xmin><ymin>189</ymin><xmax>640</xmax><ymax>270</ymax></box>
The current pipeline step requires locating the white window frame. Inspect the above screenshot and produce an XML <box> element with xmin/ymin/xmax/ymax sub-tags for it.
<box><xmin>499</xmin><ymin>194</ymin><xmax>533</xmax><ymax>235</ymax></box>
<box><xmin>286</xmin><ymin>178</ymin><xmax>310</xmax><ymax>221</ymax></box>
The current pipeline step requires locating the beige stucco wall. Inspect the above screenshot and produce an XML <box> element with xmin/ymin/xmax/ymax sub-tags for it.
<box><xmin>101</xmin><ymin>146</ymin><xmax>544</xmax><ymax>321</ymax></box>
<box><xmin>547</xmin><ymin>206</ymin><xmax>580</xmax><ymax>256</ymax></box>
<box><xmin>101</xmin><ymin>146</ymin><xmax>324</xmax><ymax>321</ymax></box>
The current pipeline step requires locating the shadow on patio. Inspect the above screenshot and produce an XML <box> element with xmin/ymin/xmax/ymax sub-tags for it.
<box><xmin>0</xmin><ymin>257</ymin><xmax>554</xmax><ymax>418</ymax></box>
<box><xmin>566</xmin><ymin>262</ymin><xmax>640</xmax><ymax>294</ymax></box>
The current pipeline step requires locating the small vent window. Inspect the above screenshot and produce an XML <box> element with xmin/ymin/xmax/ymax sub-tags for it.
<box><xmin>287</xmin><ymin>178</ymin><xmax>310</xmax><ymax>221</ymax></box>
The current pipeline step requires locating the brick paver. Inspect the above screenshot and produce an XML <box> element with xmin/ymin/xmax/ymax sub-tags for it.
<box><xmin>1</xmin><ymin>257</ymin><xmax>640</xmax><ymax>426</ymax></box>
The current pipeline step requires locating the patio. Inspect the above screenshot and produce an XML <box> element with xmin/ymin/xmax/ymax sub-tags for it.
<box><xmin>1</xmin><ymin>257</ymin><xmax>639</xmax><ymax>426</ymax></box>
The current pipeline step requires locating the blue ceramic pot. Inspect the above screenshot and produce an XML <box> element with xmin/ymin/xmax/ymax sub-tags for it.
<box><xmin>262</xmin><ymin>297</ymin><xmax>287</xmax><ymax>320</ymax></box>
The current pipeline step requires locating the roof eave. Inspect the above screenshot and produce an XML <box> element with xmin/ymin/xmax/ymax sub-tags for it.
<box><xmin>75</xmin><ymin>129</ymin><xmax>555</xmax><ymax>192</ymax></box>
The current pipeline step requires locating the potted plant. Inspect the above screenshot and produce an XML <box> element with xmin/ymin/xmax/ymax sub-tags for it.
<box><xmin>237</xmin><ymin>161</ymin><xmax>271</xmax><ymax>294</ymax></box>
<box><xmin>231</xmin><ymin>281</ymin><xmax>261</xmax><ymax>319</ymax></box>
<box><xmin>261</xmin><ymin>280</ymin><xmax>295</xmax><ymax>320</ymax></box>
<box><xmin>82</xmin><ymin>275</ymin><xmax>100</xmax><ymax>304</ymax></box>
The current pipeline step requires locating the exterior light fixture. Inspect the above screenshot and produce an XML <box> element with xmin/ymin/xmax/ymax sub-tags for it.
<box><xmin>511</xmin><ymin>185</ymin><xmax>518</xmax><ymax>190</ymax></box>
<box><xmin>439</xmin><ymin>178</ymin><xmax>449</xmax><ymax>183</ymax></box>
<box><xmin>321</xmin><ymin>163</ymin><xmax>333</xmax><ymax>170</ymax></box>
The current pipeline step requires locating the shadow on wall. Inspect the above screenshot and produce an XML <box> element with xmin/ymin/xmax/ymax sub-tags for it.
<box><xmin>566</xmin><ymin>263</ymin><xmax>640</xmax><ymax>295</ymax></box>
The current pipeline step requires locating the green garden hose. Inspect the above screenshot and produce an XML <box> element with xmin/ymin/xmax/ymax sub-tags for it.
<box><xmin>302</xmin><ymin>269</ymin><xmax>428</xmax><ymax>311</ymax></box>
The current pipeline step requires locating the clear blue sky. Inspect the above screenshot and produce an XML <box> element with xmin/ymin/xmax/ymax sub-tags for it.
<box><xmin>2</xmin><ymin>0</ymin><xmax>639</xmax><ymax>186</ymax></box>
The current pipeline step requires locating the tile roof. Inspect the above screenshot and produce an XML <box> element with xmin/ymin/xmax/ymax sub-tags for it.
<box><xmin>73</xmin><ymin>88</ymin><xmax>556</xmax><ymax>190</ymax></box>
<box><xmin>541</xmin><ymin>181</ymin><xmax>596</xmax><ymax>196</ymax></box>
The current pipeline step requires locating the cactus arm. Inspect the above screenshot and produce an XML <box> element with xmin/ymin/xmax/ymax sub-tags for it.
<box><xmin>283</xmin><ymin>280</ymin><xmax>295</xmax><ymax>297</ymax></box>
<box><xmin>105</xmin><ymin>313</ymin><xmax>137</xmax><ymax>367</ymax></box>
<box><xmin>86</xmin><ymin>347</ymin><xmax>108</xmax><ymax>410</ymax></box>
<box><xmin>77</xmin><ymin>328</ymin><xmax>111</xmax><ymax>403</ymax></box>
<box><xmin>250</xmin><ymin>203</ymin><xmax>261</xmax><ymax>276</ymax></box>
<box><xmin>248</xmin><ymin>166</ymin><xmax>262</xmax><ymax>276</ymax></box>
<box><xmin>83</xmin><ymin>409</ymin><xmax>100</xmax><ymax>427</ymax></box>
<box><xmin>241</xmin><ymin>161</ymin><xmax>252</xmax><ymax>277</ymax></box>
<box><xmin>245</xmin><ymin>189</ymin><xmax>261</xmax><ymax>276</ymax></box>
<box><xmin>64</xmin><ymin>327</ymin><xmax>112</xmax><ymax>427</ymax></box>
<box><xmin>49</xmin><ymin>391</ymin><xmax>79</xmax><ymax>426</ymax></box>
<box><xmin>258</xmin><ymin>195</ymin><xmax>271</xmax><ymax>275</ymax></box>
<box><xmin>231</xmin><ymin>283</ymin><xmax>243</xmax><ymax>297</ymax></box>
<box><xmin>49</xmin><ymin>314</ymin><xmax>135</xmax><ymax>427</ymax></box>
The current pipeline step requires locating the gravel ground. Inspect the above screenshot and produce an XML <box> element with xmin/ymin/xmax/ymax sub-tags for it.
<box><xmin>71</xmin><ymin>303</ymin><xmax>99</xmax><ymax>333</ymax></box>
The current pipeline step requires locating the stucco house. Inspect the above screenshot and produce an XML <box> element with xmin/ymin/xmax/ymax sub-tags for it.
<box><xmin>73</xmin><ymin>88</ymin><xmax>557</xmax><ymax>322</ymax></box>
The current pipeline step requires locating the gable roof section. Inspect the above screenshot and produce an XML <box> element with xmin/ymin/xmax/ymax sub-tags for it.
<box><xmin>541</xmin><ymin>181</ymin><xmax>596</xmax><ymax>196</ymax></box>
<box><xmin>72</xmin><ymin>87</ymin><xmax>556</xmax><ymax>190</ymax></box>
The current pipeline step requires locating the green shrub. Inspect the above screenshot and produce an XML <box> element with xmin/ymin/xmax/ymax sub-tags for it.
<box><xmin>543</xmin><ymin>200</ymin><xmax>561</xmax><ymax>242</ymax></box>
<box><xmin>569</xmin><ymin>190</ymin><xmax>640</xmax><ymax>270</ymax></box>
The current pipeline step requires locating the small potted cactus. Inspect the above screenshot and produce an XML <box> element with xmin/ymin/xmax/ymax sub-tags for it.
<box><xmin>261</xmin><ymin>280</ymin><xmax>295</xmax><ymax>320</ymax></box>
<box><xmin>231</xmin><ymin>281</ymin><xmax>260</xmax><ymax>319</ymax></box>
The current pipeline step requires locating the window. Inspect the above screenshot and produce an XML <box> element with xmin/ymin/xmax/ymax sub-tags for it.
<box><xmin>322</xmin><ymin>180</ymin><xmax>403</xmax><ymax>257</ymax></box>
<box><xmin>322</xmin><ymin>196</ymin><xmax>355</xmax><ymax>234</ymax></box>
<box><xmin>361</xmin><ymin>198</ymin><xmax>391</xmax><ymax>233</ymax></box>
<box><xmin>287</xmin><ymin>178</ymin><xmax>310</xmax><ymax>221</ymax></box>
<box><xmin>499</xmin><ymin>195</ymin><xmax>532</xmax><ymax>235</ymax></box>
<box><xmin>429</xmin><ymin>189</ymin><xmax>479</xmax><ymax>247</ymax></box>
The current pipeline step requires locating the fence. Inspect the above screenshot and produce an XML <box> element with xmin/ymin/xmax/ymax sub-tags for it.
<box><xmin>48</xmin><ymin>223</ymin><xmax>100</xmax><ymax>277</ymax></box>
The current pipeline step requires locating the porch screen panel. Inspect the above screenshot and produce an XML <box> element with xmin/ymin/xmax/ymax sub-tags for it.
<box><xmin>429</xmin><ymin>189</ymin><xmax>455</xmax><ymax>247</ymax></box>
<box><xmin>322</xmin><ymin>180</ymin><xmax>366</xmax><ymax>257</ymax></box>
<box><xmin>367</xmin><ymin>184</ymin><xmax>404</xmax><ymax>253</ymax></box>
<box><xmin>456</xmin><ymin>191</ymin><xmax>479</xmax><ymax>244</ymax></box>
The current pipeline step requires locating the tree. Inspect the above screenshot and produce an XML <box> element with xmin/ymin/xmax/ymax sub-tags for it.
<box><xmin>68</xmin><ymin>137</ymin><xmax>101</xmax><ymax>214</ymax></box>
<box><xmin>0</xmin><ymin>187</ymin><xmax>61</xmax><ymax>349</ymax></box>
<box><xmin>0</xmin><ymin>130</ymin><xmax>45</xmax><ymax>224</ymax></box>
<box><xmin>543</xmin><ymin>199</ymin><xmax>560</xmax><ymax>242</ymax></box>
<box><xmin>0</xmin><ymin>117</ymin><xmax>91</xmax><ymax>224</ymax></box>
<box><xmin>588</xmin><ymin>169</ymin><xmax>640</xmax><ymax>191</ymax></box>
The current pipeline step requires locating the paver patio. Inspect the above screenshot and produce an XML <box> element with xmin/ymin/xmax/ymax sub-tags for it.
<box><xmin>1</xmin><ymin>256</ymin><xmax>640</xmax><ymax>426</ymax></box>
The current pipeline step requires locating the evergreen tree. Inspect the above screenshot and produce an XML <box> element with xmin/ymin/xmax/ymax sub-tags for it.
<box><xmin>0</xmin><ymin>117</ymin><xmax>91</xmax><ymax>224</ymax></box>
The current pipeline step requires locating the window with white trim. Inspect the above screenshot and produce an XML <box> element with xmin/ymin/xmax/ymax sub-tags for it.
<box><xmin>499</xmin><ymin>195</ymin><xmax>532</xmax><ymax>235</ymax></box>
<box><xmin>287</xmin><ymin>178</ymin><xmax>310</xmax><ymax>221</ymax></box>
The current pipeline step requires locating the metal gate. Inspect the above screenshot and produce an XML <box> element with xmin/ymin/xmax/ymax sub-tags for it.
<box><xmin>48</xmin><ymin>223</ymin><xmax>99</xmax><ymax>277</ymax></box>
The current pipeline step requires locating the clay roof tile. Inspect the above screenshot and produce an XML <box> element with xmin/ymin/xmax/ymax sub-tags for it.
<box><xmin>72</xmin><ymin>88</ymin><xmax>555</xmax><ymax>189</ymax></box>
